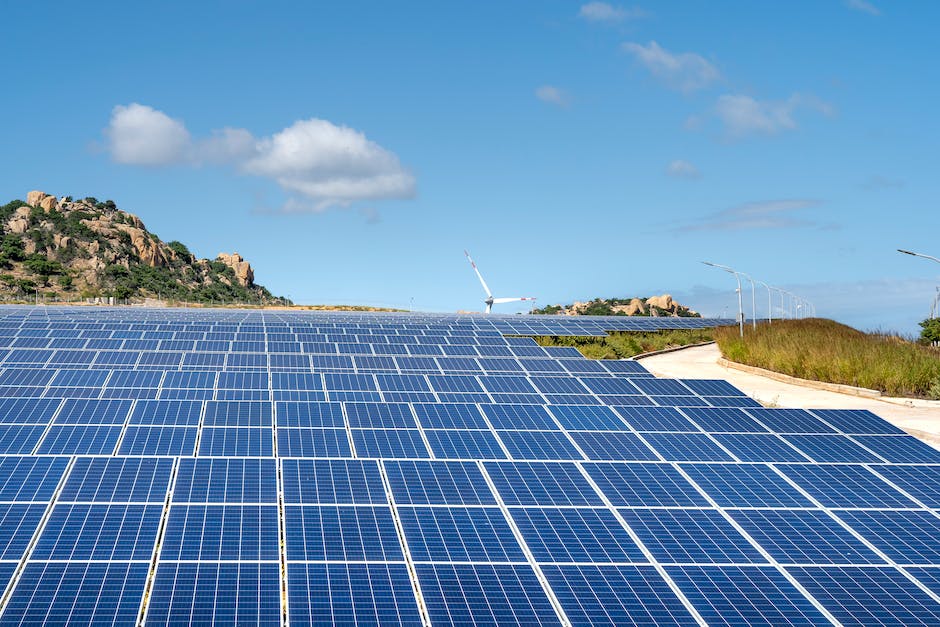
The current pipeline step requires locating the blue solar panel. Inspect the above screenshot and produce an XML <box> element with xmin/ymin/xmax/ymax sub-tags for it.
<box><xmin>788</xmin><ymin>566</ymin><xmax>940</xmax><ymax>626</ymax></box>
<box><xmin>0</xmin><ymin>398</ymin><xmax>61</xmax><ymax>424</ymax></box>
<box><xmin>869</xmin><ymin>465</ymin><xmax>940</xmax><ymax>508</ymax></box>
<box><xmin>641</xmin><ymin>433</ymin><xmax>735</xmax><ymax>462</ymax></box>
<box><xmin>174</xmin><ymin>458</ymin><xmax>277</xmax><ymax>503</ymax></box>
<box><xmin>203</xmin><ymin>401</ymin><xmax>272</xmax><ymax>426</ymax></box>
<box><xmin>711</xmin><ymin>433</ymin><xmax>811</xmax><ymax>462</ymax></box>
<box><xmin>542</xmin><ymin>565</ymin><xmax>698</xmax><ymax>626</ymax></box>
<box><xmin>399</xmin><ymin>506</ymin><xmax>525</xmax><ymax>562</ymax></box>
<box><xmin>481</xmin><ymin>404</ymin><xmax>558</xmax><ymax>430</ymax></box>
<box><xmin>777</xmin><ymin>463</ymin><xmax>920</xmax><ymax>508</ymax></box>
<box><xmin>744</xmin><ymin>408</ymin><xmax>838</xmax><ymax>434</ymax></box>
<box><xmin>497</xmin><ymin>430</ymin><xmax>585</xmax><ymax>460</ymax></box>
<box><xmin>413</xmin><ymin>403</ymin><xmax>487</xmax><ymax>429</ymax></box>
<box><xmin>852</xmin><ymin>435</ymin><xmax>940</xmax><ymax>463</ymax></box>
<box><xmin>130</xmin><ymin>399</ymin><xmax>202</xmax><ymax>425</ymax></box>
<box><xmin>730</xmin><ymin>508</ymin><xmax>884</xmax><ymax>565</ymax></box>
<box><xmin>549</xmin><ymin>405</ymin><xmax>626</xmax><ymax>430</ymax></box>
<box><xmin>119</xmin><ymin>426</ymin><xmax>198</xmax><ymax>455</ymax></box>
<box><xmin>282</xmin><ymin>459</ymin><xmax>387</xmax><ymax>504</ymax></box>
<box><xmin>2</xmin><ymin>562</ymin><xmax>149</xmax><ymax>625</ymax></box>
<box><xmin>0</xmin><ymin>503</ymin><xmax>46</xmax><ymax>559</ymax></box>
<box><xmin>385</xmin><ymin>460</ymin><xmax>496</xmax><ymax>505</ymax></box>
<box><xmin>679</xmin><ymin>463</ymin><xmax>814</xmax><ymax>508</ymax></box>
<box><xmin>345</xmin><ymin>402</ymin><xmax>416</xmax><ymax>428</ymax></box>
<box><xmin>484</xmin><ymin>461</ymin><xmax>603</xmax><ymax>506</ymax></box>
<box><xmin>0</xmin><ymin>456</ymin><xmax>69</xmax><ymax>501</ymax></box>
<box><xmin>511</xmin><ymin>507</ymin><xmax>646</xmax><ymax>563</ymax></box>
<box><xmin>59</xmin><ymin>457</ymin><xmax>173</xmax><ymax>503</ymax></box>
<box><xmin>809</xmin><ymin>409</ymin><xmax>906</xmax><ymax>435</ymax></box>
<box><xmin>782</xmin><ymin>434</ymin><xmax>884</xmax><ymax>463</ymax></box>
<box><xmin>32</xmin><ymin>503</ymin><xmax>162</xmax><ymax>560</ymax></box>
<box><xmin>570</xmin><ymin>432</ymin><xmax>660</xmax><ymax>461</ymax></box>
<box><xmin>160</xmin><ymin>505</ymin><xmax>279</xmax><ymax>560</ymax></box>
<box><xmin>666</xmin><ymin>565</ymin><xmax>829</xmax><ymax>625</ymax></box>
<box><xmin>682</xmin><ymin>407</ymin><xmax>770</xmax><ymax>433</ymax></box>
<box><xmin>287</xmin><ymin>563</ymin><xmax>422</xmax><ymax>625</ymax></box>
<box><xmin>53</xmin><ymin>399</ymin><xmax>132</xmax><ymax>424</ymax></box>
<box><xmin>614</xmin><ymin>406</ymin><xmax>697</xmax><ymax>431</ymax></box>
<box><xmin>284</xmin><ymin>505</ymin><xmax>403</xmax><ymax>561</ymax></box>
<box><xmin>416</xmin><ymin>563</ymin><xmax>561</xmax><ymax>626</ymax></box>
<box><xmin>424</xmin><ymin>429</ymin><xmax>507</xmax><ymax>459</ymax></box>
<box><xmin>833</xmin><ymin>510</ymin><xmax>940</xmax><ymax>565</ymax></box>
<box><xmin>199</xmin><ymin>427</ymin><xmax>273</xmax><ymax>456</ymax></box>
<box><xmin>35</xmin><ymin>424</ymin><xmax>120</xmax><ymax>455</ymax></box>
<box><xmin>277</xmin><ymin>427</ymin><xmax>351</xmax><ymax>457</ymax></box>
<box><xmin>146</xmin><ymin>562</ymin><xmax>281</xmax><ymax>626</ymax></box>
<box><xmin>351</xmin><ymin>428</ymin><xmax>430</xmax><ymax>459</ymax></box>
<box><xmin>275</xmin><ymin>401</ymin><xmax>344</xmax><ymax>427</ymax></box>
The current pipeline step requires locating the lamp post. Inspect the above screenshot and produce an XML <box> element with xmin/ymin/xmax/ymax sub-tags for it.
<box><xmin>899</xmin><ymin>249</ymin><xmax>940</xmax><ymax>319</ymax></box>
<box><xmin>739</xmin><ymin>272</ymin><xmax>758</xmax><ymax>330</ymax></box>
<box><xmin>756</xmin><ymin>280</ymin><xmax>773</xmax><ymax>323</ymax></box>
<box><xmin>703</xmin><ymin>261</ymin><xmax>744</xmax><ymax>337</ymax></box>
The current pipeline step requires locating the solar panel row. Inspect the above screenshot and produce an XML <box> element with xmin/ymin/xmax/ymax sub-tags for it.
<box><xmin>0</xmin><ymin>306</ymin><xmax>933</xmax><ymax>626</ymax></box>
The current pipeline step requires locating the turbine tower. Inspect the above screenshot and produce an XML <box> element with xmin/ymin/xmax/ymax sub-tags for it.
<box><xmin>464</xmin><ymin>250</ymin><xmax>536</xmax><ymax>314</ymax></box>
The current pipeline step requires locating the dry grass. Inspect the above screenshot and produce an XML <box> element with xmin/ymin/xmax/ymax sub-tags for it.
<box><xmin>715</xmin><ymin>319</ymin><xmax>940</xmax><ymax>398</ymax></box>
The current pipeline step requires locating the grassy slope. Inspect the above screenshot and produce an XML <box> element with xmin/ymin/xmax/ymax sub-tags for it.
<box><xmin>715</xmin><ymin>319</ymin><xmax>940</xmax><ymax>398</ymax></box>
<box><xmin>533</xmin><ymin>329</ymin><xmax>714</xmax><ymax>360</ymax></box>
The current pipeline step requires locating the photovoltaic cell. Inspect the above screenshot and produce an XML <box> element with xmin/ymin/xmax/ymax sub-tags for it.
<box><xmin>173</xmin><ymin>458</ymin><xmax>278</xmax><ymax>503</ymax></box>
<box><xmin>416</xmin><ymin>563</ymin><xmax>562</xmax><ymax>626</ymax></box>
<box><xmin>483</xmin><ymin>461</ymin><xmax>603</xmax><ymax>506</ymax></box>
<box><xmin>510</xmin><ymin>506</ymin><xmax>646</xmax><ymax>563</ymax></box>
<box><xmin>833</xmin><ymin>509</ymin><xmax>940</xmax><ymax>565</ymax></box>
<box><xmin>146</xmin><ymin>562</ymin><xmax>281</xmax><ymax>626</ymax></box>
<box><xmin>384</xmin><ymin>460</ymin><xmax>496</xmax><ymax>506</ymax></box>
<box><xmin>542</xmin><ymin>565</ymin><xmax>698</xmax><ymax>626</ymax></box>
<box><xmin>679</xmin><ymin>463</ymin><xmax>814</xmax><ymax>508</ymax></box>
<box><xmin>284</xmin><ymin>505</ymin><xmax>403</xmax><ymax>561</ymax></box>
<box><xmin>776</xmin><ymin>464</ymin><xmax>919</xmax><ymax>508</ymax></box>
<box><xmin>399</xmin><ymin>506</ymin><xmax>525</xmax><ymax>562</ymax></box>
<box><xmin>0</xmin><ymin>456</ymin><xmax>69</xmax><ymax>502</ymax></box>
<box><xmin>788</xmin><ymin>566</ymin><xmax>940</xmax><ymax>626</ymax></box>
<box><xmin>59</xmin><ymin>457</ymin><xmax>173</xmax><ymax>503</ymax></box>
<box><xmin>1</xmin><ymin>562</ymin><xmax>149</xmax><ymax>626</ymax></box>
<box><xmin>31</xmin><ymin>503</ymin><xmax>162</xmax><ymax>560</ymax></box>
<box><xmin>282</xmin><ymin>459</ymin><xmax>387</xmax><ymax>504</ymax></box>
<box><xmin>666</xmin><ymin>565</ymin><xmax>829</xmax><ymax>626</ymax></box>
<box><xmin>287</xmin><ymin>563</ymin><xmax>422</xmax><ymax>626</ymax></box>
<box><xmin>160</xmin><ymin>505</ymin><xmax>279</xmax><ymax>560</ymax></box>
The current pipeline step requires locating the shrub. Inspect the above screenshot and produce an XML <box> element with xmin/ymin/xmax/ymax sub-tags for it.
<box><xmin>920</xmin><ymin>318</ymin><xmax>940</xmax><ymax>344</ymax></box>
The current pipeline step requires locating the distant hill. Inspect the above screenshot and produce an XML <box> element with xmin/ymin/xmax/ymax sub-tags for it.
<box><xmin>532</xmin><ymin>294</ymin><xmax>700</xmax><ymax>317</ymax></box>
<box><xmin>0</xmin><ymin>190</ymin><xmax>282</xmax><ymax>303</ymax></box>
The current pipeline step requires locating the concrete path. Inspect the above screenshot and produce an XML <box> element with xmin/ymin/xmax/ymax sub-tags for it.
<box><xmin>638</xmin><ymin>343</ymin><xmax>940</xmax><ymax>442</ymax></box>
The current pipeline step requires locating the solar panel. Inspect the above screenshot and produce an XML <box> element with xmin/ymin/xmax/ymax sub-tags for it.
<box><xmin>0</xmin><ymin>306</ymin><xmax>933</xmax><ymax>624</ymax></box>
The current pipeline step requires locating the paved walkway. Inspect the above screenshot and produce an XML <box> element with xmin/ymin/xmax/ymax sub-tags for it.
<box><xmin>638</xmin><ymin>343</ymin><xmax>940</xmax><ymax>442</ymax></box>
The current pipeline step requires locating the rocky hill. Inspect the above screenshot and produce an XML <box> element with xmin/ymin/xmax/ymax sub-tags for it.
<box><xmin>532</xmin><ymin>294</ymin><xmax>700</xmax><ymax>317</ymax></box>
<box><xmin>0</xmin><ymin>190</ymin><xmax>280</xmax><ymax>303</ymax></box>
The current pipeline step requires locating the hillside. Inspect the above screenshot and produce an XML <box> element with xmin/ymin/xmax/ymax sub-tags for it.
<box><xmin>0</xmin><ymin>190</ymin><xmax>281</xmax><ymax>303</ymax></box>
<box><xmin>532</xmin><ymin>294</ymin><xmax>700</xmax><ymax>317</ymax></box>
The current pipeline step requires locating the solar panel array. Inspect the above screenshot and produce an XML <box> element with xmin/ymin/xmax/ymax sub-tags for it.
<box><xmin>0</xmin><ymin>306</ymin><xmax>936</xmax><ymax>625</ymax></box>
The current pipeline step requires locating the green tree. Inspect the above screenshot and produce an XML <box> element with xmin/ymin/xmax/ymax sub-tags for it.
<box><xmin>920</xmin><ymin>318</ymin><xmax>940</xmax><ymax>344</ymax></box>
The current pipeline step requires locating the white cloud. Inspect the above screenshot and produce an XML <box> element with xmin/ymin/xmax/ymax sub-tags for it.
<box><xmin>675</xmin><ymin>199</ymin><xmax>823</xmax><ymax>232</ymax></box>
<box><xmin>105</xmin><ymin>104</ymin><xmax>415</xmax><ymax>213</ymax></box>
<box><xmin>622</xmin><ymin>41</ymin><xmax>720</xmax><ymax>93</ymax></box>
<box><xmin>535</xmin><ymin>85</ymin><xmax>570</xmax><ymax>107</ymax></box>
<box><xmin>578</xmin><ymin>2</ymin><xmax>646</xmax><ymax>22</ymax></box>
<box><xmin>713</xmin><ymin>93</ymin><xmax>833</xmax><ymax>138</ymax></box>
<box><xmin>666</xmin><ymin>160</ymin><xmax>701</xmax><ymax>179</ymax></box>
<box><xmin>845</xmin><ymin>0</ymin><xmax>880</xmax><ymax>15</ymax></box>
<box><xmin>106</xmin><ymin>104</ymin><xmax>191</xmax><ymax>165</ymax></box>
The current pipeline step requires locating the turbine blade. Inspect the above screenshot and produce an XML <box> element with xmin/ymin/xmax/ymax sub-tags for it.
<box><xmin>464</xmin><ymin>250</ymin><xmax>493</xmax><ymax>298</ymax></box>
<box><xmin>491</xmin><ymin>297</ymin><xmax>537</xmax><ymax>304</ymax></box>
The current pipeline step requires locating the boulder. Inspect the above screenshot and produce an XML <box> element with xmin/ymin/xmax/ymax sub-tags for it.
<box><xmin>39</xmin><ymin>196</ymin><xmax>57</xmax><ymax>212</ymax></box>
<box><xmin>646</xmin><ymin>294</ymin><xmax>675</xmax><ymax>311</ymax></box>
<box><xmin>217</xmin><ymin>252</ymin><xmax>255</xmax><ymax>286</ymax></box>
<box><xmin>26</xmin><ymin>190</ymin><xmax>48</xmax><ymax>207</ymax></box>
<box><xmin>7</xmin><ymin>218</ymin><xmax>28</xmax><ymax>234</ymax></box>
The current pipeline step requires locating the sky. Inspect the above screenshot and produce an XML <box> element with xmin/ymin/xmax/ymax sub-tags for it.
<box><xmin>2</xmin><ymin>1</ymin><xmax>938</xmax><ymax>332</ymax></box>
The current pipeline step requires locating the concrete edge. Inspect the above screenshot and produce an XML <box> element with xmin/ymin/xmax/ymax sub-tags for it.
<box><xmin>631</xmin><ymin>341</ymin><xmax>717</xmax><ymax>361</ymax></box>
<box><xmin>717</xmin><ymin>357</ymin><xmax>883</xmax><ymax>398</ymax></box>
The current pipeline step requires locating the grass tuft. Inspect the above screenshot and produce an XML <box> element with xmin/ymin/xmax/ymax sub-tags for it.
<box><xmin>715</xmin><ymin>319</ymin><xmax>940</xmax><ymax>398</ymax></box>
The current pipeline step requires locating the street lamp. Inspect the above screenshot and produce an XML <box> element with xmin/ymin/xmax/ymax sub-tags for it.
<box><xmin>738</xmin><ymin>272</ymin><xmax>758</xmax><ymax>330</ymax></box>
<box><xmin>703</xmin><ymin>261</ymin><xmax>744</xmax><ymax>337</ymax></box>
<box><xmin>756</xmin><ymin>280</ymin><xmax>773</xmax><ymax>323</ymax></box>
<box><xmin>899</xmin><ymin>249</ymin><xmax>940</xmax><ymax>319</ymax></box>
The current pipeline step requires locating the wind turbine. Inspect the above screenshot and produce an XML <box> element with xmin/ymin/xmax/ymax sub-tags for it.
<box><xmin>464</xmin><ymin>250</ymin><xmax>536</xmax><ymax>314</ymax></box>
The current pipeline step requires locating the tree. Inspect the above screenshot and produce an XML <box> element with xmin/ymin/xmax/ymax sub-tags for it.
<box><xmin>920</xmin><ymin>318</ymin><xmax>940</xmax><ymax>344</ymax></box>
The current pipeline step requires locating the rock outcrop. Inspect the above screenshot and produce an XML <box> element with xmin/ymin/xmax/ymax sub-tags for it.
<box><xmin>217</xmin><ymin>252</ymin><xmax>254</xmax><ymax>287</ymax></box>
<box><xmin>0</xmin><ymin>189</ymin><xmax>277</xmax><ymax>302</ymax></box>
<box><xmin>534</xmin><ymin>294</ymin><xmax>699</xmax><ymax>318</ymax></box>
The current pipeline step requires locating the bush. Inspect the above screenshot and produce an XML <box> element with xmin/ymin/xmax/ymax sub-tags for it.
<box><xmin>24</xmin><ymin>254</ymin><xmax>64</xmax><ymax>276</ymax></box>
<box><xmin>166</xmin><ymin>241</ymin><xmax>192</xmax><ymax>260</ymax></box>
<box><xmin>1</xmin><ymin>235</ymin><xmax>25</xmax><ymax>261</ymax></box>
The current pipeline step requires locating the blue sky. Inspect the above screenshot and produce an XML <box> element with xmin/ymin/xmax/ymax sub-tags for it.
<box><xmin>2</xmin><ymin>1</ymin><xmax>938</xmax><ymax>331</ymax></box>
